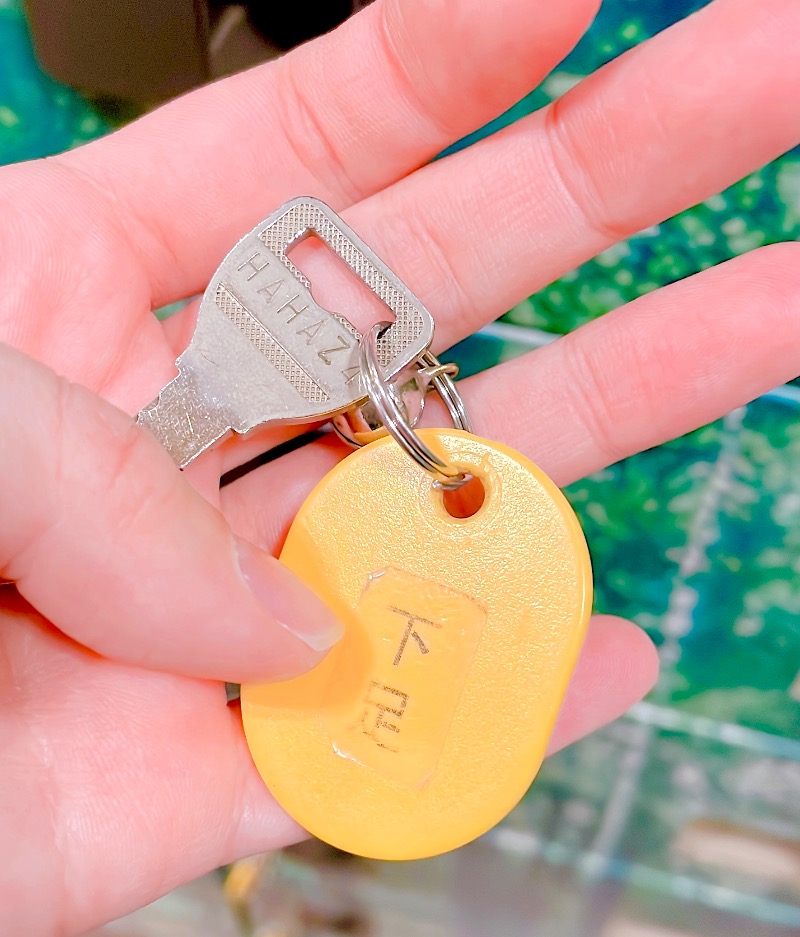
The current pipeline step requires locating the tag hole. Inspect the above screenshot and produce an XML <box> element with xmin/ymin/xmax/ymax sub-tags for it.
<box><xmin>441</xmin><ymin>474</ymin><xmax>486</xmax><ymax>519</ymax></box>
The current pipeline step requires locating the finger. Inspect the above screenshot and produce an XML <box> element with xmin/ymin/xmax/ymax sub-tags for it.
<box><xmin>0</xmin><ymin>605</ymin><xmax>653</xmax><ymax>934</ymax></box>
<box><xmin>63</xmin><ymin>0</ymin><xmax>599</xmax><ymax>306</ymax></box>
<box><xmin>0</xmin><ymin>598</ymin><xmax>302</xmax><ymax>937</ymax></box>
<box><xmin>0</xmin><ymin>342</ymin><xmax>343</xmax><ymax>683</ymax></box>
<box><xmin>279</xmin><ymin>0</ymin><xmax>800</xmax><ymax>352</ymax></box>
<box><xmin>220</xmin><ymin>244</ymin><xmax>800</xmax><ymax>532</ymax></box>
<box><xmin>198</xmin><ymin>0</ymin><xmax>800</xmax><ymax>478</ymax></box>
<box><xmin>461</xmin><ymin>243</ymin><xmax>800</xmax><ymax>487</ymax></box>
<box><xmin>547</xmin><ymin>616</ymin><xmax>658</xmax><ymax>754</ymax></box>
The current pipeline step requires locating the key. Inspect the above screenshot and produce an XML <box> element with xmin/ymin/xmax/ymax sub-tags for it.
<box><xmin>137</xmin><ymin>197</ymin><xmax>434</xmax><ymax>467</ymax></box>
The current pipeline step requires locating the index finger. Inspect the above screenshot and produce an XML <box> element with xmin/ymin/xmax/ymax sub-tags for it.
<box><xmin>61</xmin><ymin>0</ymin><xmax>599</xmax><ymax>306</ymax></box>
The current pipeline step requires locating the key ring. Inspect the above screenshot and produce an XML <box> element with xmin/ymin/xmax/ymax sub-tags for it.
<box><xmin>359</xmin><ymin>322</ymin><xmax>473</xmax><ymax>490</ymax></box>
<box><xmin>331</xmin><ymin>359</ymin><xmax>460</xmax><ymax>448</ymax></box>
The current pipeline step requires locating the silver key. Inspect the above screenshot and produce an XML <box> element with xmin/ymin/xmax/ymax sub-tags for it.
<box><xmin>137</xmin><ymin>197</ymin><xmax>434</xmax><ymax>467</ymax></box>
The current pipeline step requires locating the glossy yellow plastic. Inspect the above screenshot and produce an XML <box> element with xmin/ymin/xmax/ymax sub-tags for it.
<box><xmin>240</xmin><ymin>429</ymin><xmax>592</xmax><ymax>860</ymax></box>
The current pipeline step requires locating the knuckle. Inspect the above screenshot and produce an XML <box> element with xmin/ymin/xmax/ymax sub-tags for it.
<box><xmin>276</xmin><ymin>59</ymin><xmax>362</xmax><ymax>204</ymax></box>
<box><xmin>560</xmin><ymin>330</ymin><xmax>635</xmax><ymax>467</ymax></box>
<box><xmin>377</xmin><ymin>0</ymin><xmax>457</xmax><ymax>142</ymax></box>
<box><xmin>2</xmin><ymin>372</ymin><xmax>75</xmax><ymax>578</ymax></box>
<box><xmin>393</xmin><ymin>196</ymin><xmax>477</xmax><ymax>333</ymax></box>
<box><xmin>544</xmin><ymin>90</ymin><xmax>658</xmax><ymax>245</ymax></box>
<box><xmin>97</xmin><ymin>417</ymin><xmax>180</xmax><ymax>542</ymax></box>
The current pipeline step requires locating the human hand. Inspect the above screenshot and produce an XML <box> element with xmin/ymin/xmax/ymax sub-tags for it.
<box><xmin>2</xmin><ymin>0</ymin><xmax>800</xmax><ymax>932</ymax></box>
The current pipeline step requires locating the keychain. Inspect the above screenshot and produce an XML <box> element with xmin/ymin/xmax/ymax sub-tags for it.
<box><xmin>240</xmin><ymin>324</ymin><xmax>592</xmax><ymax>861</ymax></box>
<box><xmin>133</xmin><ymin>196</ymin><xmax>592</xmax><ymax>860</ymax></box>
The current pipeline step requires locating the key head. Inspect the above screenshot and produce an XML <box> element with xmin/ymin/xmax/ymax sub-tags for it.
<box><xmin>184</xmin><ymin>197</ymin><xmax>434</xmax><ymax>434</ymax></box>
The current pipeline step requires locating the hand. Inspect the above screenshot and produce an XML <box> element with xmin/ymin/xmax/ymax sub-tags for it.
<box><xmin>2</xmin><ymin>0</ymin><xmax>799</xmax><ymax>932</ymax></box>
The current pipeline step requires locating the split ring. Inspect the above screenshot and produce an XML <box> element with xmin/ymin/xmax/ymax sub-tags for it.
<box><xmin>359</xmin><ymin>322</ymin><xmax>473</xmax><ymax>490</ymax></box>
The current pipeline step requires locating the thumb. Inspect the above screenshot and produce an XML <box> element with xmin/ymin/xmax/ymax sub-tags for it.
<box><xmin>0</xmin><ymin>342</ymin><xmax>342</xmax><ymax>682</ymax></box>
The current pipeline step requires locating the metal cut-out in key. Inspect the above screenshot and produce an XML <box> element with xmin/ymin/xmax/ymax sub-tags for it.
<box><xmin>137</xmin><ymin>197</ymin><xmax>434</xmax><ymax>467</ymax></box>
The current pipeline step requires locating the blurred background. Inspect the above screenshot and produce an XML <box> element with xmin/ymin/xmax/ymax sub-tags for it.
<box><xmin>2</xmin><ymin>0</ymin><xmax>798</xmax><ymax>934</ymax></box>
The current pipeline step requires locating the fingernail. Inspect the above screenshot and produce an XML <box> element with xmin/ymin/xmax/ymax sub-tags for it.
<box><xmin>235</xmin><ymin>537</ymin><xmax>344</xmax><ymax>652</ymax></box>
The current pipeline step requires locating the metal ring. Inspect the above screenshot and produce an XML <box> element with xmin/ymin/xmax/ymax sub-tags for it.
<box><xmin>331</xmin><ymin>360</ymin><xmax>462</xmax><ymax>450</ymax></box>
<box><xmin>360</xmin><ymin>322</ymin><xmax>473</xmax><ymax>490</ymax></box>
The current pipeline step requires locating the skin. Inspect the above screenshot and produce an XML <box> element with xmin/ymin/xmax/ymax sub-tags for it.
<box><xmin>1</xmin><ymin>0</ymin><xmax>799</xmax><ymax>932</ymax></box>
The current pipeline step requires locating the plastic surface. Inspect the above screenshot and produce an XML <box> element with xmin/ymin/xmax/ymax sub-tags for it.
<box><xmin>241</xmin><ymin>429</ymin><xmax>592</xmax><ymax>860</ymax></box>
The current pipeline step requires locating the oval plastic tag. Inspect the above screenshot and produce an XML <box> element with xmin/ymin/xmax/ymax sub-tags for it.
<box><xmin>241</xmin><ymin>429</ymin><xmax>592</xmax><ymax>860</ymax></box>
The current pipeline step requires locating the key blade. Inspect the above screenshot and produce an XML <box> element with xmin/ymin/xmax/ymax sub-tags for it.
<box><xmin>136</xmin><ymin>366</ymin><xmax>233</xmax><ymax>468</ymax></box>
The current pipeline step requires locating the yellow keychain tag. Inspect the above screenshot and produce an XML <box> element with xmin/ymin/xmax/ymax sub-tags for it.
<box><xmin>241</xmin><ymin>393</ymin><xmax>592</xmax><ymax>859</ymax></box>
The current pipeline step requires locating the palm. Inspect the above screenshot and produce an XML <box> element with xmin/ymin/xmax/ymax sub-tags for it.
<box><xmin>1</xmin><ymin>165</ymin><xmax>160</xmax><ymax>399</ymax></box>
<box><xmin>0</xmin><ymin>601</ymin><xmax>255</xmax><ymax>926</ymax></box>
<box><xmin>2</xmin><ymin>0</ymin><xmax>800</xmax><ymax>932</ymax></box>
